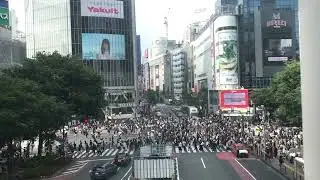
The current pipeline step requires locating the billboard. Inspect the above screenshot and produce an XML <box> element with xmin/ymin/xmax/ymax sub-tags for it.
<box><xmin>214</xmin><ymin>16</ymin><xmax>239</xmax><ymax>90</ymax></box>
<box><xmin>261</xmin><ymin>8</ymin><xmax>293</xmax><ymax>34</ymax></box>
<box><xmin>219</xmin><ymin>89</ymin><xmax>249</xmax><ymax>109</ymax></box>
<box><xmin>215</xmin><ymin>30</ymin><xmax>239</xmax><ymax>87</ymax></box>
<box><xmin>80</xmin><ymin>0</ymin><xmax>124</xmax><ymax>19</ymax></box>
<box><xmin>82</xmin><ymin>33</ymin><xmax>126</xmax><ymax>60</ymax></box>
<box><xmin>0</xmin><ymin>7</ymin><xmax>9</xmax><ymax>27</ymax></box>
<box><xmin>0</xmin><ymin>0</ymin><xmax>8</xmax><ymax>8</ymax></box>
<box><xmin>263</xmin><ymin>39</ymin><xmax>292</xmax><ymax>62</ymax></box>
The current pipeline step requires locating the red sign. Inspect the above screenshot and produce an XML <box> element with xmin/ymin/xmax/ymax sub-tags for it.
<box><xmin>219</xmin><ymin>89</ymin><xmax>249</xmax><ymax>109</ymax></box>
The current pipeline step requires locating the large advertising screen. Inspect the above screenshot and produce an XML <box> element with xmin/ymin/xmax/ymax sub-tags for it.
<box><xmin>261</xmin><ymin>8</ymin><xmax>293</xmax><ymax>34</ymax></box>
<box><xmin>215</xmin><ymin>30</ymin><xmax>239</xmax><ymax>88</ymax></box>
<box><xmin>80</xmin><ymin>0</ymin><xmax>124</xmax><ymax>19</ymax></box>
<box><xmin>0</xmin><ymin>7</ymin><xmax>9</xmax><ymax>27</ymax></box>
<box><xmin>82</xmin><ymin>33</ymin><xmax>126</xmax><ymax>60</ymax></box>
<box><xmin>219</xmin><ymin>89</ymin><xmax>249</xmax><ymax>109</ymax></box>
<box><xmin>0</xmin><ymin>0</ymin><xmax>8</xmax><ymax>8</ymax></box>
<box><xmin>263</xmin><ymin>39</ymin><xmax>292</xmax><ymax>62</ymax></box>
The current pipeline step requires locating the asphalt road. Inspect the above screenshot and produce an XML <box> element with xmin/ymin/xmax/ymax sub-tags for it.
<box><xmin>237</xmin><ymin>159</ymin><xmax>288</xmax><ymax>180</ymax></box>
<box><xmin>66</xmin><ymin>159</ymin><xmax>132</xmax><ymax>180</ymax></box>
<box><xmin>178</xmin><ymin>152</ymin><xmax>242</xmax><ymax>180</ymax></box>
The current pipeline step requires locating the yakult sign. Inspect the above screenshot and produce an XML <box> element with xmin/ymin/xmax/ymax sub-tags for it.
<box><xmin>81</xmin><ymin>0</ymin><xmax>124</xmax><ymax>19</ymax></box>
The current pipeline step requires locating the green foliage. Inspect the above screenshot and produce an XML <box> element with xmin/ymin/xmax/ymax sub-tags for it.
<box><xmin>5</xmin><ymin>52</ymin><xmax>106</xmax><ymax>117</ymax></box>
<box><xmin>146</xmin><ymin>89</ymin><xmax>158</xmax><ymax>104</ymax></box>
<box><xmin>0</xmin><ymin>52</ymin><xmax>106</xmax><ymax>158</ymax></box>
<box><xmin>253</xmin><ymin>61</ymin><xmax>301</xmax><ymax>126</ymax></box>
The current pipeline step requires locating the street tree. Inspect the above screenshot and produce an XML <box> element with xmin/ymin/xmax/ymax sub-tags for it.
<box><xmin>5</xmin><ymin>52</ymin><xmax>106</xmax><ymax>118</ymax></box>
<box><xmin>253</xmin><ymin>61</ymin><xmax>301</xmax><ymax>126</ymax></box>
<box><xmin>270</xmin><ymin>60</ymin><xmax>301</xmax><ymax>126</ymax></box>
<box><xmin>146</xmin><ymin>89</ymin><xmax>158</xmax><ymax>104</ymax></box>
<box><xmin>0</xmin><ymin>75</ymin><xmax>68</xmax><ymax>171</ymax></box>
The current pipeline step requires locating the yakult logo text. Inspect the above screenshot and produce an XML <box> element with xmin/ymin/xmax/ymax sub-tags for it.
<box><xmin>88</xmin><ymin>6</ymin><xmax>119</xmax><ymax>14</ymax></box>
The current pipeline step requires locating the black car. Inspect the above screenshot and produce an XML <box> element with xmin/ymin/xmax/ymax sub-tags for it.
<box><xmin>113</xmin><ymin>153</ymin><xmax>131</xmax><ymax>166</ymax></box>
<box><xmin>89</xmin><ymin>162</ymin><xmax>118</xmax><ymax>180</ymax></box>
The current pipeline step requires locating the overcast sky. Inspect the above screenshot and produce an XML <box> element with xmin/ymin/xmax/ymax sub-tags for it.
<box><xmin>9</xmin><ymin>0</ymin><xmax>215</xmax><ymax>51</ymax></box>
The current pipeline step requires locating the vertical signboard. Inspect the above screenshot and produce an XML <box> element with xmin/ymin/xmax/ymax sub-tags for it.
<box><xmin>261</xmin><ymin>8</ymin><xmax>294</xmax><ymax>64</ymax></box>
<box><xmin>214</xmin><ymin>16</ymin><xmax>239</xmax><ymax>90</ymax></box>
<box><xmin>0</xmin><ymin>0</ymin><xmax>9</xmax><ymax>28</ymax></box>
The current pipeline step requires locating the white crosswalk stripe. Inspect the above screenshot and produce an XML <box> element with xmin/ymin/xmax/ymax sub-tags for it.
<box><xmin>101</xmin><ymin>149</ymin><xmax>110</xmax><ymax>156</ymax></box>
<box><xmin>70</xmin><ymin>148</ymin><xmax>135</xmax><ymax>159</ymax></box>
<box><xmin>173</xmin><ymin>146</ymin><xmax>229</xmax><ymax>154</ymax></box>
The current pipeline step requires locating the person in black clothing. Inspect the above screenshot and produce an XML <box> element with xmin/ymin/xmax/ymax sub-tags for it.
<box><xmin>279</xmin><ymin>154</ymin><xmax>284</xmax><ymax>168</ymax></box>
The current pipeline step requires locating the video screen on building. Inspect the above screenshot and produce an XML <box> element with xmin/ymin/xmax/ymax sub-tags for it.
<box><xmin>263</xmin><ymin>39</ymin><xmax>292</xmax><ymax>62</ymax></box>
<box><xmin>219</xmin><ymin>89</ymin><xmax>249</xmax><ymax>109</ymax></box>
<box><xmin>80</xmin><ymin>0</ymin><xmax>124</xmax><ymax>19</ymax></box>
<box><xmin>82</xmin><ymin>33</ymin><xmax>126</xmax><ymax>60</ymax></box>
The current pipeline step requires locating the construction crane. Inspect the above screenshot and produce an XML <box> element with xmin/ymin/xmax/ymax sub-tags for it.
<box><xmin>163</xmin><ymin>8</ymin><xmax>171</xmax><ymax>39</ymax></box>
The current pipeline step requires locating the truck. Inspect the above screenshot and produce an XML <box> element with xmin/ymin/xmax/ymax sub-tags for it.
<box><xmin>131</xmin><ymin>144</ymin><xmax>177</xmax><ymax>180</ymax></box>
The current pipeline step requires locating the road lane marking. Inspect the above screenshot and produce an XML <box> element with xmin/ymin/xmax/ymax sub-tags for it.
<box><xmin>101</xmin><ymin>149</ymin><xmax>110</xmax><ymax>156</ymax></box>
<box><xmin>234</xmin><ymin>159</ymin><xmax>257</xmax><ymax>180</ymax></box>
<box><xmin>76</xmin><ymin>151</ymin><xmax>86</xmax><ymax>158</ymax></box>
<box><xmin>201</xmin><ymin>157</ymin><xmax>206</xmax><ymax>168</ymax></box>
<box><xmin>128</xmin><ymin>174</ymin><xmax>132</xmax><ymax>180</ymax></box>
<box><xmin>52</xmin><ymin>162</ymin><xmax>88</xmax><ymax>178</ymax></box>
<box><xmin>175</xmin><ymin>157</ymin><xmax>180</xmax><ymax>180</ymax></box>
<box><xmin>79</xmin><ymin>158</ymin><xmax>113</xmax><ymax>163</ymax></box>
<box><xmin>112</xmin><ymin>149</ymin><xmax>119</xmax><ymax>156</ymax></box>
<box><xmin>121</xmin><ymin>166</ymin><xmax>132</xmax><ymax>180</ymax></box>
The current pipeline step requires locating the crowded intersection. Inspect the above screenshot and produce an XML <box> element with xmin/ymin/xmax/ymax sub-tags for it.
<box><xmin>44</xmin><ymin>104</ymin><xmax>302</xmax><ymax>180</ymax></box>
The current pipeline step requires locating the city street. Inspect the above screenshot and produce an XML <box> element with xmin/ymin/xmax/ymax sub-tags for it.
<box><xmin>178</xmin><ymin>152</ymin><xmax>242</xmax><ymax>180</ymax></box>
<box><xmin>177</xmin><ymin>152</ymin><xmax>288</xmax><ymax>180</ymax></box>
<box><xmin>51</xmin><ymin>159</ymin><xmax>132</xmax><ymax>180</ymax></box>
<box><xmin>237</xmin><ymin>158</ymin><xmax>288</xmax><ymax>180</ymax></box>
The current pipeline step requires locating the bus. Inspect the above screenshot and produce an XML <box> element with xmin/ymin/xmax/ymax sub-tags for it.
<box><xmin>181</xmin><ymin>106</ymin><xmax>199</xmax><ymax>118</ymax></box>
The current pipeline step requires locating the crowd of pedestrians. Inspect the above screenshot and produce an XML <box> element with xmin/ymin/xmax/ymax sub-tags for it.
<box><xmin>64</xmin><ymin>107</ymin><xmax>303</xmax><ymax>165</ymax></box>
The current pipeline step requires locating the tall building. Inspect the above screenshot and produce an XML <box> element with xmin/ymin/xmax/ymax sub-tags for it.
<box><xmin>171</xmin><ymin>45</ymin><xmax>188</xmax><ymax>100</ymax></box>
<box><xmin>25</xmin><ymin>0</ymin><xmax>137</xmax><ymax>117</ymax></box>
<box><xmin>0</xmin><ymin>0</ymin><xmax>25</xmax><ymax>70</ymax></box>
<box><xmin>238</xmin><ymin>0</ymin><xmax>299</xmax><ymax>88</ymax></box>
<box><xmin>136</xmin><ymin>35</ymin><xmax>141</xmax><ymax>75</ymax></box>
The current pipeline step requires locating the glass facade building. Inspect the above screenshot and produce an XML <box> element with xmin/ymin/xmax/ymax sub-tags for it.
<box><xmin>25</xmin><ymin>0</ymin><xmax>72</xmax><ymax>58</ymax></box>
<box><xmin>25</xmin><ymin>0</ymin><xmax>137</xmax><ymax>113</ymax></box>
<box><xmin>238</xmin><ymin>0</ymin><xmax>299</xmax><ymax>89</ymax></box>
<box><xmin>25</xmin><ymin>0</ymin><xmax>136</xmax><ymax>88</ymax></box>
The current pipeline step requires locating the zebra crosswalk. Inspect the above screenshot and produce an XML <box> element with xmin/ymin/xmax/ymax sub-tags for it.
<box><xmin>174</xmin><ymin>146</ymin><xmax>231</xmax><ymax>154</ymax></box>
<box><xmin>71</xmin><ymin>148</ymin><xmax>134</xmax><ymax>159</ymax></box>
